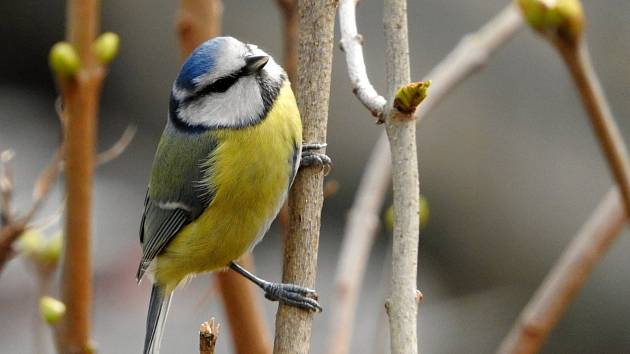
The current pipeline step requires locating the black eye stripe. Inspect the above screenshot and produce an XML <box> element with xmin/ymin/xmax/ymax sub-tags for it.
<box><xmin>182</xmin><ymin>65</ymin><xmax>250</xmax><ymax>104</ymax></box>
<box><xmin>200</xmin><ymin>73</ymin><xmax>240</xmax><ymax>94</ymax></box>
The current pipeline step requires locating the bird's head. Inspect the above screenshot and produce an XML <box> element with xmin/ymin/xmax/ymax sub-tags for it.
<box><xmin>169</xmin><ymin>36</ymin><xmax>287</xmax><ymax>131</ymax></box>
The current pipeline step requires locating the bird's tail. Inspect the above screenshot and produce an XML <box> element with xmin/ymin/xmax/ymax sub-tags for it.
<box><xmin>143</xmin><ymin>285</ymin><xmax>173</xmax><ymax>354</ymax></box>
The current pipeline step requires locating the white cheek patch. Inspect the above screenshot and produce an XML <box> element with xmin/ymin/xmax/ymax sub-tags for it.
<box><xmin>176</xmin><ymin>76</ymin><xmax>265</xmax><ymax>128</ymax></box>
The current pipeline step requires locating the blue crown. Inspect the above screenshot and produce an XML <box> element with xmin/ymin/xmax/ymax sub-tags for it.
<box><xmin>175</xmin><ymin>38</ymin><xmax>227</xmax><ymax>90</ymax></box>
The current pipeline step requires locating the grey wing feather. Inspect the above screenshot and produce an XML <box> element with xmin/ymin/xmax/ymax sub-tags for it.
<box><xmin>136</xmin><ymin>203</ymin><xmax>190</xmax><ymax>280</ymax></box>
<box><xmin>137</xmin><ymin>128</ymin><xmax>218</xmax><ymax>281</ymax></box>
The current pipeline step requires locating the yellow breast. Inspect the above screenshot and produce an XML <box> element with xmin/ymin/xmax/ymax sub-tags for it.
<box><xmin>155</xmin><ymin>82</ymin><xmax>301</xmax><ymax>289</ymax></box>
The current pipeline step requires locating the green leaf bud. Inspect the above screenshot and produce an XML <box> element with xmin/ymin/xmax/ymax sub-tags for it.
<box><xmin>18</xmin><ymin>229</ymin><xmax>46</xmax><ymax>257</ymax></box>
<box><xmin>517</xmin><ymin>0</ymin><xmax>584</xmax><ymax>45</ymax></box>
<box><xmin>385</xmin><ymin>195</ymin><xmax>430</xmax><ymax>231</ymax></box>
<box><xmin>93</xmin><ymin>32</ymin><xmax>120</xmax><ymax>65</ymax></box>
<box><xmin>39</xmin><ymin>296</ymin><xmax>66</xmax><ymax>325</ymax></box>
<box><xmin>49</xmin><ymin>42</ymin><xmax>81</xmax><ymax>76</ymax></box>
<box><xmin>40</xmin><ymin>231</ymin><xmax>63</xmax><ymax>265</ymax></box>
<box><xmin>393</xmin><ymin>80</ymin><xmax>431</xmax><ymax>115</ymax></box>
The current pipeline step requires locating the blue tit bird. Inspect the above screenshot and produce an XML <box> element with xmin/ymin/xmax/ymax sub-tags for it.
<box><xmin>137</xmin><ymin>36</ymin><xmax>330</xmax><ymax>354</ymax></box>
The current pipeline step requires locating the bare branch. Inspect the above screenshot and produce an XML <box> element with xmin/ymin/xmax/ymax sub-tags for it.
<box><xmin>200</xmin><ymin>319</ymin><xmax>220</xmax><ymax>354</ymax></box>
<box><xmin>57</xmin><ymin>0</ymin><xmax>107</xmax><ymax>351</ymax></box>
<box><xmin>272</xmin><ymin>1</ymin><xmax>336</xmax><ymax>353</ymax></box>
<box><xmin>325</xmin><ymin>133</ymin><xmax>391</xmax><ymax>354</ymax></box>
<box><xmin>177</xmin><ymin>0</ymin><xmax>223</xmax><ymax>58</ymax></box>
<box><xmin>95</xmin><ymin>125</ymin><xmax>137</xmax><ymax>165</ymax></box>
<box><xmin>274</xmin><ymin>0</ymin><xmax>298</xmax><ymax>82</ymax></box>
<box><xmin>338</xmin><ymin>0</ymin><xmax>387</xmax><ymax>120</ymax></box>
<box><xmin>0</xmin><ymin>146</ymin><xmax>63</xmax><ymax>275</ymax></box>
<box><xmin>556</xmin><ymin>42</ymin><xmax>630</xmax><ymax>217</ymax></box>
<box><xmin>329</xmin><ymin>6</ymin><xmax>523</xmax><ymax>353</ymax></box>
<box><xmin>415</xmin><ymin>4</ymin><xmax>522</xmax><ymax>121</ymax></box>
<box><xmin>1</xmin><ymin>150</ymin><xmax>15</xmax><ymax>226</ymax></box>
<box><xmin>497</xmin><ymin>187</ymin><xmax>626</xmax><ymax>354</ymax></box>
<box><xmin>382</xmin><ymin>0</ymin><xmax>421</xmax><ymax>352</ymax></box>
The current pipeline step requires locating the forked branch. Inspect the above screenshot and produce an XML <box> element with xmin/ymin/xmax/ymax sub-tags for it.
<box><xmin>329</xmin><ymin>4</ymin><xmax>523</xmax><ymax>354</ymax></box>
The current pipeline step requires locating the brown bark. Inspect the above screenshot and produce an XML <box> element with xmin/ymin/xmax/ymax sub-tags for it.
<box><xmin>177</xmin><ymin>0</ymin><xmax>223</xmax><ymax>59</ymax></box>
<box><xmin>216</xmin><ymin>256</ymin><xmax>270</xmax><ymax>354</ymax></box>
<box><xmin>272</xmin><ymin>0</ymin><xmax>336</xmax><ymax>353</ymax></box>
<box><xmin>497</xmin><ymin>188</ymin><xmax>625</xmax><ymax>354</ymax></box>
<box><xmin>58</xmin><ymin>0</ymin><xmax>104</xmax><ymax>352</ymax></box>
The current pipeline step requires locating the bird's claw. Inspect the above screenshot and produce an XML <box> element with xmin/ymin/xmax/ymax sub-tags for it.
<box><xmin>262</xmin><ymin>282</ymin><xmax>322</xmax><ymax>312</ymax></box>
<box><xmin>301</xmin><ymin>143</ymin><xmax>332</xmax><ymax>176</ymax></box>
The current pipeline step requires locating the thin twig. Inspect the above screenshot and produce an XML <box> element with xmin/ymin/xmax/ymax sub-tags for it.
<box><xmin>275</xmin><ymin>0</ymin><xmax>298</xmax><ymax>82</ymax></box>
<box><xmin>95</xmin><ymin>125</ymin><xmax>137</xmax><ymax>165</ymax></box>
<box><xmin>0</xmin><ymin>150</ymin><xmax>15</xmax><ymax>227</ymax></box>
<box><xmin>415</xmin><ymin>4</ymin><xmax>522</xmax><ymax>122</ymax></box>
<box><xmin>272</xmin><ymin>1</ymin><xmax>336</xmax><ymax>354</ymax></box>
<box><xmin>200</xmin><ymin>319</ymin><xmax>220</xmax><ymax>354</ymax></box>
<box><xmin>58</xmin><ymin>0</ymin><xmax>105</xmax><ymax>352</ymax></box>
<box><xmin>338</xmin><ymin>0</ymin><xmax>387</xmax><ymax>120</ymax></box>
<box><xmin>325</xmin><ymin>134</ymin><xmax>391</xmax><ymax>354</ymax></box>
<box><xmin>382</xmin><ymin>0</ymin><xmax>420</xmax><ymax>353</ymax></box>
<box><xmin>496</xmin><ymin>187</ymin><xmax>626</xmax><ymax>354</ymax></box>
<box><xmin>0</xmin><ymin>146</ymin><xmax>64</xmax><ymax>274</ymax></box>
<box><xmin>328</xmin><ymin>6</ymin><xmax>522</xmax><ymax>353</ymax></box>
<box><xmin>177</xmin><ymin>0</ymin><xmax>223</xmax><ymax>59</ymax></box>
<box><xmin>557</xmin><ymin>42</ymin><xmax>630</xmax><ymax>217</ymax></box>
<box><xmin>497</xmin><ymin>4</ymin><xmax>630</xmax><ymax>351</ymax></box>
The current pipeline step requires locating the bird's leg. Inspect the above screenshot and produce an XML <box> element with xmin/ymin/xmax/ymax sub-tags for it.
<box><xmin>229</xmin><ymin>261</ymin><xmax>322</xmax><ymax>312</ymax></box>
<box><xmin>300</xmin><ymin>143</ymin><xmax>332</xmax><ymax>175</ymax></box>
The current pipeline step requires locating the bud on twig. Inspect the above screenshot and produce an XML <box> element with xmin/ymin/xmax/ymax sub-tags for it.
<box><xmin>39</xmin><ymin>296</ymin><xmax>66</xmax><ymax>325</ymax></box>
<box><xmin>93</xmin><ymin>32</ymin><xmax>120</xmax><ymax>65</ymax></box>
<box><xmin>517</xmin><ymin>0</ymin><xmax>584</xmax><ymax>45</ymax></box>
<box><xmin>393</xmin><ymin>81</ymin><xmax>431</xmax><ymax>116</ymax></box>
<box><xmin>40</xmin><ymin>231</ymin><xmax>62</xmax><ymax>265</ymax></box>
<box><xmin>49</xmin><ymin>42</ymin><xmax>81</xmax><ymax>76</ymax></box>
<box><xmin>19</xmin><ymin>229</ymin><xmax>63</xmax><ymax>267</ymax></box>
<box><xmin>385</xmin><ymin>195</ymin><xmax>430</xmax><ymax>231</ymax></box>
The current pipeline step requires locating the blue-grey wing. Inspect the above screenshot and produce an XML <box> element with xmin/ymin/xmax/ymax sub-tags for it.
<box><xmin>137</xmin><ymin>127</ymin><xmax>218</xmax><ymax>281</ymax></box>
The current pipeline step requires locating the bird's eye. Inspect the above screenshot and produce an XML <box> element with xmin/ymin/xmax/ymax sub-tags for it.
<box><xmin>208</xmin><ymin>74</ymin><xmax>239</xmax><ymax>93</ymax></box>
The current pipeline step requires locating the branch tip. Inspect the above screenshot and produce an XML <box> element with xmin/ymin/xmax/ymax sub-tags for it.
<box><xmin>517</xmin><ymin>0</ymin><xmax>584</xmax><ymax>46</ymax></box>
<box><xmin>200</xmin><ymin>318</ymin><xmax>219</xmax><ymax>354</ymax></box>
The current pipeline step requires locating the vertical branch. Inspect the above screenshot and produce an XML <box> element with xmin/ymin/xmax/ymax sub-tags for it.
<box><xmin>335</xmin><ymin>3</ymin><xmax>522</xmax><ymax>354</ymax></box>
<box><xmin>383</xmin><ymin>1</ymin><xmax>419</xmax><ymax>354</ymax></box>
<box><xmin>58</xmin><ymin>0</ymin><xmax>103</xmax><ymax>352</ymax></box>
<box><xmin>497</xmin><ymin>188</ymin><xmax>626</xmax><ymax>354</ymax></box>
<box><xmin>272</xmin><ymin>0</ymin><xmax>336</xmax><ymax>353</ymax></box>
<box><xmin>177</xmin><ymin>0</ymin><xmax>223</xmax><ymax>58</ymax></box>
<box><xmin>325</xmin><ymin>133</ymin><xmax>391</xmax><ymax>354</ymax></box>
<box><xmin>216</xmin><ymin>257</ymin><xmax>270</xmax><ymax>354</ymax></box>
<box><xmin>175</xmin><ymin>2</ymin><xmax>271</xmax><ymax>353</ymax></box>
<box><xmin>275</xmin><ymin>0</ymin><xmax>298</xmax><ymax>82</ymax></box>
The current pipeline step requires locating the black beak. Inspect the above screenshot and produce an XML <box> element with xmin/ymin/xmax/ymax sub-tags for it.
<box><xmin>244</xmin><ymin>55</ymin><xmax>269</xmax><ymax>74</ymax></box>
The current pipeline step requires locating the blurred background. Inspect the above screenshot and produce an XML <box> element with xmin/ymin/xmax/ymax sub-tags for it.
<box><xmin>1</xmin><ymin>0</ymin><xmax>630</xmax><ymax>353</ymax></box>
